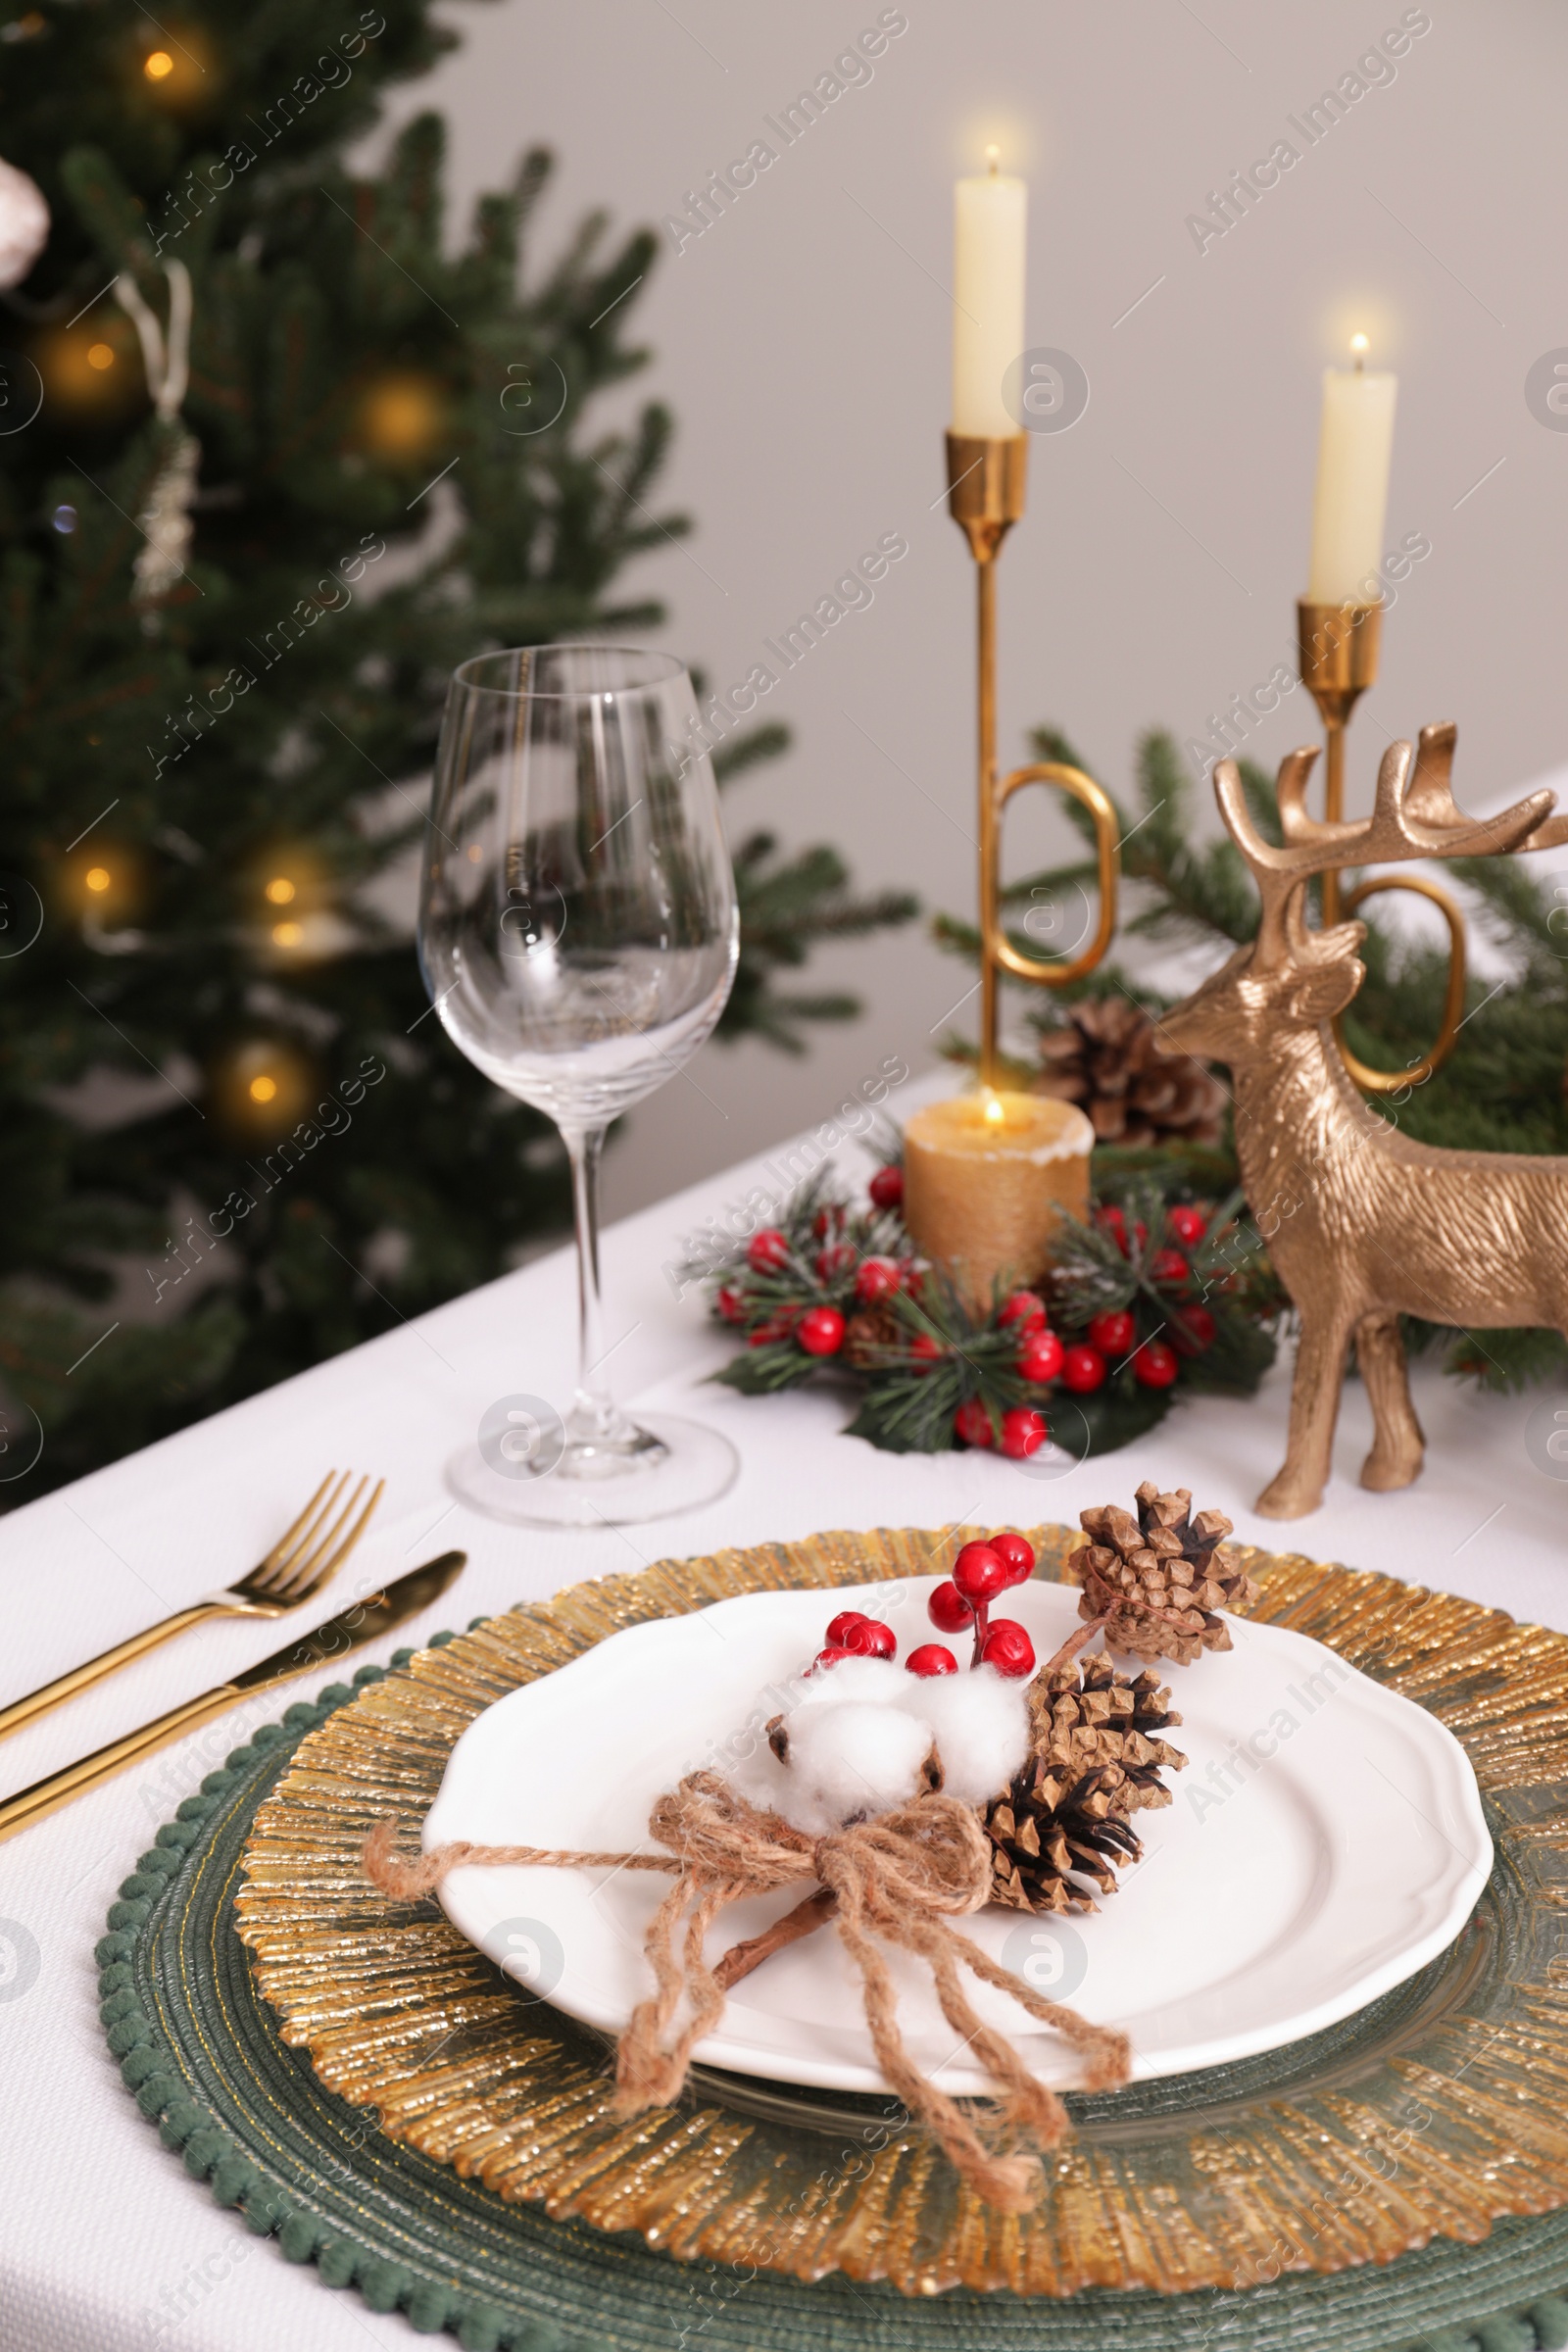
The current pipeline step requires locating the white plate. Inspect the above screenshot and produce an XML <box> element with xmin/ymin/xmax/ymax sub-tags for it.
<box><xmin>425</xmin><ymin>1578</ymin><xmax>1492</xmax><ymax>2096</ymax></box>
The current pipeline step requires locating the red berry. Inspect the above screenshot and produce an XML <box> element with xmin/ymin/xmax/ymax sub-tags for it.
<box><xmin>980</xmin><ymin>1620</ymin><xmax>1037</xmax><ymax>1678</ymax></box>
<box><xmin>953</xmin><ymin>1542</ymin><xmax>1010</xmax><ymax>1605</ymax></box>
<box><xmin>1133</xmin><ymin>1339</ymin><xmax>1179</xmax><ymax>1388</ymax></box>
<box><xmin>798</xmin><ymin>1306</ymin><xmax>846</xmax><ymax>1356</ymax></box>
<box><xmin>854</xmin><ymin>1255</ymin><xmax>900</xmax><ymax>1303</ymax></box>
<box><xmin>1086</xmin><ymin>1309</ymin><xmax>1135</xmax><ymax>1358</ymax></box>
<box><xmin>1173</xmin><ymin>1303</ymin><xmax>1217</xmax><ymax>1353</ymax></box>
<box><xmin>998</xmin><ymin>1290</ymin><xmax>1047</xmax><ymax>1338</ymax></box>
<box><xmin>990</xmin><ymin>1531</ymin><xmax>1036</xmax><ymax>1582</ymax></box>
<box><xmin>812</xmin><ymin>1204</ymin><xmax>846</xmax><ymax>1240</ymax></box>
<box><xmin>814</xmin><ymin>1243</ymin><xmax>856</xmax><ymax>1282</ymax></box>
<box><xmin>748</xmin><ymin>1228</ymin><xmax>789</xmax><ymax>1273</ymax></box>
<box><xmin>1151</xmin><ymin>1248</ymin><xmax>1190</xmax><ymax>1288</ymax></box>
<box><xmin>1061</xmin><ymin>1344</ymin><xmax>1108</xmax><ymax>1394</ymax></box>
<box><xmin>868</xmin><ymin>1165</ymin><xmax>904</xmax><ymax>1210</ymax></box>
<box><xmin>906</xmin><ymin>1643</ymin><xmax>957</xmax><ymax>1678</ymax></box>
<box><xmin>953</xmin><ymin>1397</ymin><xmax>995</xmax><ymax>1448</ymax></box>
<box><xmin>899</xmin><ymin>1262</ymin><xmax>925</xmax><ymax>1298</ymax></box>
<box><xmin>1017</xmin><ymin>1329</ymin><xmax>1064</xmax><ymax>1384</ymax></box>
<box><xmin>927</xmin><ymin>1580</ymin><xmax>974</xmax><ymax>1633</ymax></box>
<box><xmin>811</xmin><ymin>1645</ymin><xmax>856</xmax><ymax>1672</ymax></box>
<box><xmin>1001</xmin><ymin>1407</ymin><xmax>1048</xmax><ymax>1459</ymax></box>
<box><xmin>1168</xmin><ymin>1204</ymin><xmax>1207</xmax><ymax>1248</ymax></box>
<box><xmin>1097</xmin><ymin>1204</ymin><xmax>1127</xmax><ymax>1245</ymax></box>
<box><xmin>748</xmin><ymin>1313</ymin><xmax>797</xmax><ymax>1347</ymax></box>
<box><xmin>715</xmin><ymin>1285</ymin><xmax>746</xmax><ymax>1325</ymax></box>
<box><xmin>842</xmin><ymin>1617</ymin><xmax>896</xmax><ymax>1659</ymax></box>
<box><xmin>1133</xmin><ymin>1220</ymin><xmax>1149</xmax><ymax>1250</ymax></box>
<box><xmin>824</xmin><ymin>1610</ymin><xmax>869</xmax><ymax>1646</ymax></box>
<box><xmin>907</xmin><ymin>1331</ymin><xmax>944</xmax><ymax>1373</ymax></box>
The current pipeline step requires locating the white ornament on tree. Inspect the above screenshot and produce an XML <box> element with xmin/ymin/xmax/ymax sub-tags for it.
<box><xmin>0</xmin><ymin>156</ymin><xmax>49</xmax><ymax>289</ymax></box>
<box><xmin>114</xmin><ymin>260</ymin><xmax>199</xmax><ymax>616</ymax></box>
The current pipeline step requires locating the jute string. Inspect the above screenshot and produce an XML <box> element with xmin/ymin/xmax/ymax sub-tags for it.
<box><xmin>364</xmin><ymin>1767</ymin><xmax>1129</xmax><ymax>2213</ymax></box>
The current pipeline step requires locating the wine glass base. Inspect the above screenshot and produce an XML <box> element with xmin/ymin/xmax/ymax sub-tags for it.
<box><xmin>445</xmin><ymin>1413</ymin><xmax>740</xmax><ymax>1529</ymax></box>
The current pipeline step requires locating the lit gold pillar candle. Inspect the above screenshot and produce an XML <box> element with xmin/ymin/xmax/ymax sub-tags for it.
<box><xmin>903</xmin><ymin>1091</ymin><xmax>1094</xmax><ymax>1309</ymax></box>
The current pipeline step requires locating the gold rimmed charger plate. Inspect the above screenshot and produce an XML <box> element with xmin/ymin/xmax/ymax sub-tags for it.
<box><xmin>235</xmin><ymin>1524</ymin><xmax>1568</xmax><ymax>2297</ymax></box>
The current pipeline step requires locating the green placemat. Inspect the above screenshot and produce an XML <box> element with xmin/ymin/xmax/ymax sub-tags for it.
<box><xmin>97</xmin><ymin>1642</ymin><xmax>1568</xmax><ymax>2352</ymax></box>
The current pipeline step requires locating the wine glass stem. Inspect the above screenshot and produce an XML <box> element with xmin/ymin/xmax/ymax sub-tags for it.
<box><xmin>563</xmin><ymin>1124</ymin><xmax>623</xmax><ymax>1443</ymax></box>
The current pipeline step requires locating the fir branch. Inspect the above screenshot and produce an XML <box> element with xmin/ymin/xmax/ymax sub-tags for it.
<box><xmin>712</xmin><ymin>722</ymin><xmax>790</xmax><ymax>785</ymax></box>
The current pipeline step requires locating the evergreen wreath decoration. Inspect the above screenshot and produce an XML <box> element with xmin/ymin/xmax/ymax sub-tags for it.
<box><xmin>690</xmin><ymin>1154</ymin><xmax>1284</xmax><ymax>1459</ymax></box>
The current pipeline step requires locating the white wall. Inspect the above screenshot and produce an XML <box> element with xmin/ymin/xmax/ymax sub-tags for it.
<box><xmin>377</xmin><ymin>0</ymin><xmax>1568</xmax><ymax>1219</ymax></box>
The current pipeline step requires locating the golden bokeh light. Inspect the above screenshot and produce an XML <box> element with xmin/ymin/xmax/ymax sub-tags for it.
<box><xmin>67</xmin><ymin>844</ymin><xmax>142</xmax><ymax>924</ymax></box>
<box><xmin>136</xmin><ymin>30</ymin><xmax>213</xmax><ymax>107</ymax></box>
<box><xmin>271</xmin><ymin>920</ymin><xmax>303</xmax><ymax>948</ymax></box>
<box><xmin>359</xmin><ymin>373</ymin><xmax>446</xmax><ymax>461</ymax></box>
<box><xmin>214</xmin><ymin>1037</ymin><xmax>315</xmax><ymax>1136</ymax></box>
<box><xmin>265</xmin><ymin>875</ymin><xmax>296</xmax><ymax>905</ymax></box>
<box><xmin>37</xmin><ymin>324</ymin><xmax>141</xmax><ymax>413</ymax></box>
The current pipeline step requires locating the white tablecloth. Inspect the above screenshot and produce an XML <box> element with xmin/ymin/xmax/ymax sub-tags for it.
<box><xmin>0</xmin><ymin>1083</ymin><xmax>1559</xmax><ymax>2350</ymax></box>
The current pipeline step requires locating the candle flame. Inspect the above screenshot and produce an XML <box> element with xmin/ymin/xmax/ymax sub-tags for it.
<box><xmin>1349</xmin><ymin>332</ymin><xmax>1369</xmax><ymax>370</ymax></box>
<box><xmin>982</xmin><ymin>1091</ymin><xmax>1005</xmax><ymax>1126</ymax></box>
<box><xmin>984</xmin><ymin>142</ymin><xmax>1001</xmax><ymax>173</ymax></box>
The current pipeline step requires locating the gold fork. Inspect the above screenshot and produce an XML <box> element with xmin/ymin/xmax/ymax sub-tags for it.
<box><xmin>0</xmin><ymin>1470</ymin><xmax>384</xmax><ymax>1742</ymax></box>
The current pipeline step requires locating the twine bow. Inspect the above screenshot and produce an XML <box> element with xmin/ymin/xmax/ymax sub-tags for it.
<box><xmin>364</xmin><ymin>1767</ymin><xmax>1129</xmax><ymax>2214</ymax></box>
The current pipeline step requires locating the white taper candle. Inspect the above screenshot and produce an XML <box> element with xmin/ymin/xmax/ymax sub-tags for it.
<box><xmin>952</xmin><ymin>152</ymin><xmax>1026</xmax><ymax>439</ymax></box>
<box><xmin>1306</xmin><ymin>339</ymin><xmax>1397</xmax><ymax>605</ymax></box>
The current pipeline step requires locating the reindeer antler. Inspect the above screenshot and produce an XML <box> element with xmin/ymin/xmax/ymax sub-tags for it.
<box><xmin>1215</xmin><ymin>726</ymin><xmax>1558</xmax><ymax>968</ymax></box>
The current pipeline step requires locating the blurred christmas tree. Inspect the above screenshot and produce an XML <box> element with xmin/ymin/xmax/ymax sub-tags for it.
<box><xmin>0</xmin><ymin>1</ymin><xmax>914</xmax><ymax>1501</ymax></box>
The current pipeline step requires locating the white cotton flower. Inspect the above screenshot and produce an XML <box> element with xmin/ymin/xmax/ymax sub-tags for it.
<box><xmin>790</xmin><ymin>1656</ymin><xmax>905</xmax><ymax>1712</ymax></box>
<box><xmin>768</xmin><ymin>1700</ymin><xmax>936</xmax><ymax>1836</ymax></box>
<box><xmin>729</xmin><ymin>1651</ymin><xmax>1033</xmax><ymax>1834</ymax></box>
<box><xmin>897</xmin><ymin>1665</ymin><xmax>1031</xmax><ymax>1808</ymax></box>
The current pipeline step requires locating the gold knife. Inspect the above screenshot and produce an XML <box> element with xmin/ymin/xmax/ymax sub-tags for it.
<box><xmin>0</xmin><ymin>1549</ymin><xmax>466</xmax><ymax>1843</ymax></box>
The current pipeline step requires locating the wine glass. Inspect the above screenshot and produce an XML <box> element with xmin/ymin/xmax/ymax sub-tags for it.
<box><xmin>417</xmin><ymin>646</ymin><xmax>740</xmax><ymax>1525</ymax></box>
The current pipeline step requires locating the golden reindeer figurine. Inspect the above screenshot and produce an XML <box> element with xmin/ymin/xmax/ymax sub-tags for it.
<box><xmin>1159</xmin><ymin>721</ymin><xmax>1568</xmax><ymax>1520</ymax></box>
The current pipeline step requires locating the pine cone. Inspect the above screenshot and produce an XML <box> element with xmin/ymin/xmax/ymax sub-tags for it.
<box><xmin>842</xmin><ymin>1304</ymin><xmax>901</xmax><ymax>1368</ymax></box>
<box><xmin>986</xmin><ymin>1659</ymin><xmax>1186</xmax><ymax>1913</ymax></box>
<box><xmin>1033</xmin><ymin>997</ymin><xmax>1226</xmax><ymax>1148</ymax></box>
<box><xmin>1069</xmin><ymin>1485</ymin><xmax>1253</xmax><ymax>1663</ymax></box>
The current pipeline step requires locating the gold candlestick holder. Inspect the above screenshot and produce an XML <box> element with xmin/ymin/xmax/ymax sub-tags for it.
<box><xmin>946</xmin><ymin>432</ymin><xmax>1119</xmax><ymax>1091</ymax></box>
<box><xmin>1297</xmin><ymin>598</ymin><xmax>1466</xmax><ymax>1095</ymax></box>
